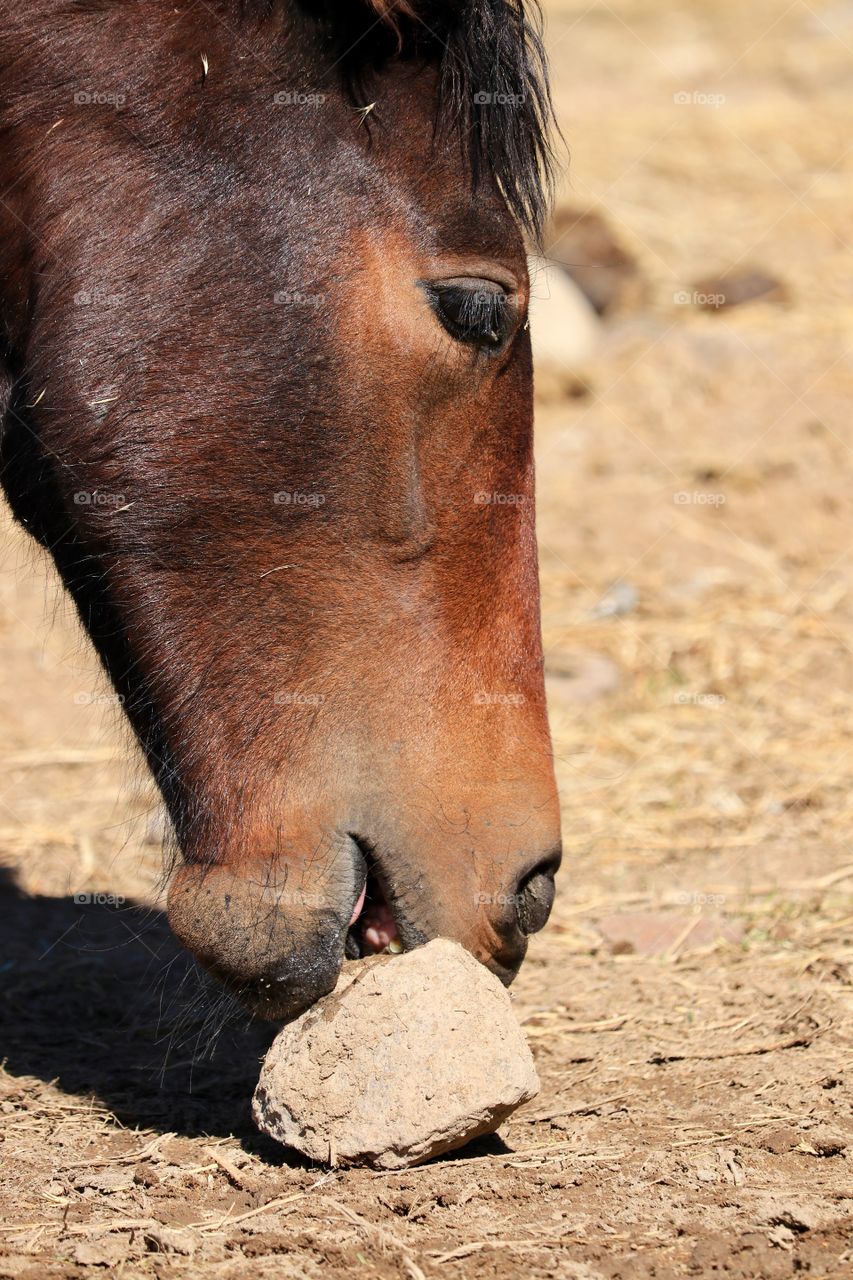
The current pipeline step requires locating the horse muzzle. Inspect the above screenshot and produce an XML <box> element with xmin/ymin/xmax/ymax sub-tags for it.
<box><xmin>166</xmin><ymin>850</ymin><xmax>363</xmax><ymax>1020</ymax></box>
<box><xmin>166</xmin><ymin>828</ymin><xmax>560</xmax><ymax>1021</ymax></box>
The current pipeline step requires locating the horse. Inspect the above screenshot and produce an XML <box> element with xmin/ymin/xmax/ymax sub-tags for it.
<box><xmin>0</xmin><ymin>0</ymin><xmax>562</xmax><ymax>1021</ymax></box>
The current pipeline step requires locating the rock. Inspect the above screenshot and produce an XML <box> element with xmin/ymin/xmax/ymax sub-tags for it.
<box><xmin>252</xmin><ymin>938</ymin><xmax>539</xmax><ymax>1170</ymax></box>
<box><xmin>547</xmin><ymin>206</ymin><xmax>642</xmax><ymax>315</ymax></box>
<box><xmin>74</xmin><ymin>1167</ymin><xmax>136</xmax><ymax>1194</ymax></box>
<box><xmin>143</xmin><ymin>1224</ymin><xmax>197</xmax><ymax>1256</ymax></box>
<box><xmin>798</xmin><ymin>1127</ymin><xmax>847</xmax><ymax>1157</ymax></box>
<box><xmin>597</xmin><ymin>910</ymin><xmax>744</xmax><ymax>957</ymax></box>
<box><xmin>73</xmin><ymin>1236</ymin><xmax>137</xmax><ymax>1267</ymax></box>
<box><xmin>766</xmin><ymin>1224</ymin><xmax>796</xmax><ymax>1250</ymax></box>
<box><xmin>527</xmin><ymin>255</ymin><xmax>600</xmax><ymax>393</ymax></box>
<box><xmin>690</xmin><ymin>267</ymin><xmax>788</xmax><ymax>311</ymax></box>
<box><xmin>765</xmin><ymin>1201</ymin><xmax>821</xmax><ymax>1234</ymax></box>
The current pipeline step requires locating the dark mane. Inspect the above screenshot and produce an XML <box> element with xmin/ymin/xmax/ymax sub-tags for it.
<box><xmin>298</xmin><ymin>0</ymin><xmax>557</xmax><ymax>240</ymax></box>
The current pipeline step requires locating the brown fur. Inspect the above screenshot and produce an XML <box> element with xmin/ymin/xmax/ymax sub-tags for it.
<box><xmin>0</xmin><ymin>0</ymin><xmax>561</xmax><ymax>1019</ymax></box>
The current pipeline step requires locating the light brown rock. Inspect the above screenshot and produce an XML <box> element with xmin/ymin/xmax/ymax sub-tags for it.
<box><xmin>252</xmin><ymin>938</ymin><xmax>539</xmax><ymax>1170</ymax></box>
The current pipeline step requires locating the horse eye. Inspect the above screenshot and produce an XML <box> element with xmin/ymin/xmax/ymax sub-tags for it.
<box><xmin>423</xmin><ymin>279</ymin><xmax>515</xmax><ymax>351</ymax></box>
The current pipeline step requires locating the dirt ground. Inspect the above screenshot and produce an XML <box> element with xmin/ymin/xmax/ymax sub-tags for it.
<box><xmin>1</xmin><ymin>0</ymin><xmax>852</xmax><ymax>1276</ymax></box>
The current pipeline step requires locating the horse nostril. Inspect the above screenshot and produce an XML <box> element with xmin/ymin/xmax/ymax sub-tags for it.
<box><xmin>516</xmin><ymin>866</ymin><xmax>557</xmax><ymax>936</ymax></box>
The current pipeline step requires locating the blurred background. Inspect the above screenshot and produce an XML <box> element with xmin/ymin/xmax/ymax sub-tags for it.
<box><xmin>532</xmin><ymin>0</ymin><xmax>851</xmax><ymax>921</ymax></box>
<box><xmin>0</xmin><ymin>1</ymin><xmax>851</xmax><ymax>1270</ymax></box>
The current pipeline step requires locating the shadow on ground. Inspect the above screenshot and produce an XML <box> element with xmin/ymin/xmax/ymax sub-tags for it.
<box><xmin>0</xmin><ymin>866</ymin><xmax>280</xmax><ymax>1144</ymax></box>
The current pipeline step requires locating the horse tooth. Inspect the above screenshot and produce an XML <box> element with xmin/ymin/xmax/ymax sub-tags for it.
<box><xmin>387</xmin><ymin>938</ymin><xmax>403</xmax><ymax>954</ymax></box>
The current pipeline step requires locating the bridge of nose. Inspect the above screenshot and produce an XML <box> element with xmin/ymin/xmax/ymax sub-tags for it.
<box><xmin>368</xmin><ymin>408</ymin><xmax>436</xmax><ymax>558</ymax></box>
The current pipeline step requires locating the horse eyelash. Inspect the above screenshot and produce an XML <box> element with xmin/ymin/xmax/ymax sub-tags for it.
<box><xmin>425</xmin><ymin>285</ymin><xmax>512</xmax><ymax>348</ymax></box>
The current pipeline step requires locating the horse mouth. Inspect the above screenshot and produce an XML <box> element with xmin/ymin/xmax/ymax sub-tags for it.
<box><xmin>344</xmin><ymin>838</ymin><xmax>410</xmax><ymax>959</ymax></box>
